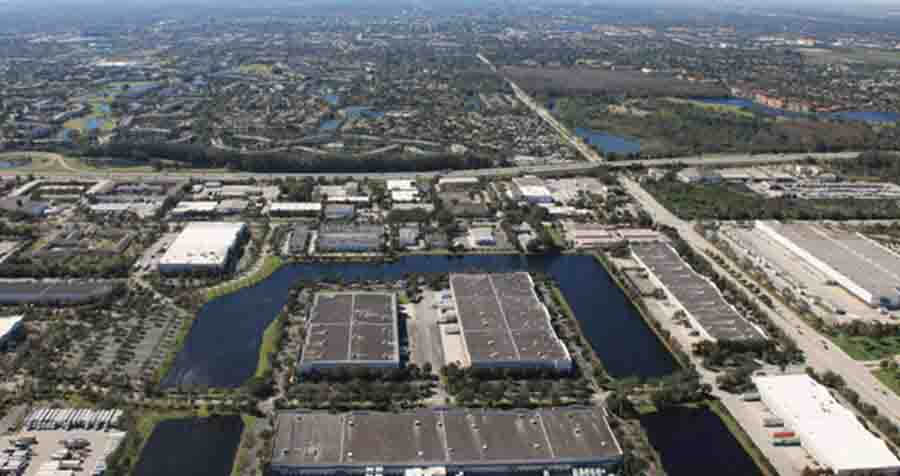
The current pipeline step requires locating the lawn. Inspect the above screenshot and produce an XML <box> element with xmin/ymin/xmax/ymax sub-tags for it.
<box><xmin>874</xmin><ymin>369</ymin><xmax>900</xmax><ymax>396</ymax></box>
<box><xmin>665</xmin><ymin>97</ymin><xmax>756</xmax><ymax>119</ymax></box>
<box><xmin>230</xmin><ymin>414</ymin><xmax>259</xmax><ymax>476</ymax></box>
<box><xmin>255</xmin><ymin>314</ymin><xmax>284</xmax><ymax>378</ymax></box>
<box><xmin>831</xmin><ymin>334</ymin><xmax>900</xmax><ymax>361</ymax></box>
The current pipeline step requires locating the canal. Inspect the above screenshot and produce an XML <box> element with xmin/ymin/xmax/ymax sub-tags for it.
<box><xmin>641</xmin><ymin>406</ymin><xmax>762</xmax><ymax>476</ymax></box>
<box><xmin>133</xmin><ymin>415</ymin><xmax>243</xmax><ymax>476</ymax></box>
<box><xmin>162</xmin><ymin>254</ymin><xmax>678</xmax><ymax>389</ymax></box>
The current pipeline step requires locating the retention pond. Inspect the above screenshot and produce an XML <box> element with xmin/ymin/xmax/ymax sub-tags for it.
<box><xmin>162</xmin><ymin>254</ymin><xmax>678</xmax><ymax>389</ymax></box>
<box><xmin>641</xmin><ymin>406</ymin><xmax>762</xmax><ymax>476</ymax></box>
<box><xmin>133</xmin><ymin>415</ymin><xmax>243</xmax><ymax>476</ymax></box>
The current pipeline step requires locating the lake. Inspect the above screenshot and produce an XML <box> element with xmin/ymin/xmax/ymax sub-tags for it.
<box><xmin>161</xmin><ymin>255</ymin><xmax>678</xmax><ymax>389</ymax></box>
<box><xmin>575</xmin><ymin>128</ymin><xmax>641</xmax><ymax>155</ymax></box>
<box><xmin>641</xmin><ymin>406</ymin><xmax>762</xmax><ymax>476</ymax></box>
<box><xmin>133</xmin><ymin>416</ymin><xmax>243</xmax><ymax>476</ymax></box>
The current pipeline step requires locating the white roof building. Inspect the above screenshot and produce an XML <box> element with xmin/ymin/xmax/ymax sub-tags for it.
<box><xmin>753</xmin><ymin>374</ymin><xmax>900</xmax><ymax>476</ymax></box>
<box><xmin>391</xmin><ymin>190</ymin><xmax>419</xmax><ymax>203</ymax></box>
<box><xmin>171</xmin><ymin>201</ymin><xmax>218</xmax><ymax>216</ymax></box>
<box><xmin>268</xmin><ymin>202</ymin><xmax>322</xmax><ymax>215</ymax></box>
<box><xmin>387</xmin><ymin>180</ymin><xmax>416</xmax><ymax>191</ymax></box>
<box><xmin>158</xmin><ymin>222</ymin><xmax>247</xmax><ymax>273</ymax></box>
<box><xmin>0</xmin><ymin>314</ymin><xmax>23</xmax><ymax>347</ymax></box>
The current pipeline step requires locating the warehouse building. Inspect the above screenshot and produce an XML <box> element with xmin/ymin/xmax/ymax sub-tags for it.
<box><xmin>756</xmin><ymin>221</ymin><xmax>900</xmax><ymax>309</ymax></box>
<box><xmin>299</xmin><ymin>292</ymin><xmax>399</xmax><ymax>373</ymax></box>
<box><xmin>170</xmin><ymin>200</ymin><xmax>218</xmax><ymax>217</ymax></box>
<box><xmin>158</xmin><ymin>222</ymin><xmax>248</xmax><ymax>273</ymax></box>
<box><xmin>269</xmin><ymin>202</ymin><xmax>322</xmax><ymax>217</ymax></box>
<box><xmin>448</xmin><ymin>273</ymin><xmax>572</xmax><ymax>371</ymax></box>
<box><xmin>753</xmin><ymin>374</ymin><xmax>900</xmax><ymax>476</ymax></box>
<box><xmin>317</xmin><ymin>224</ymin><xmax>384</xmax><ymax>253</ymax></box>
<box><xmin>270</xmin><ymin>407</ymin><xmax>622</xmax><ymax>475</ymax></box>
<box><xmin>0</xmin><ymin>315</ymin><xmax>23</xmax><ymax>350</ymax></box>
<box><xmin>632</xmin><ymin>242</ymin><xmax>765</xmax><ymax>342</ymax></box>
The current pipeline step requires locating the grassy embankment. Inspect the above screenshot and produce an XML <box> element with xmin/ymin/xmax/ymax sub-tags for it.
<box><xmin>230</xmin><ymin>414</ymin><xmax>260</xmax><ymax>476</ymax></box>
<box><xmin>207</xmin><ymin>255</ymin><xmax>285</xmax><ymax>301</ymax></box>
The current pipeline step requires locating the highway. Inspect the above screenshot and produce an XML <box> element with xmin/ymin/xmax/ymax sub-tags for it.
<box><xmin>622</xmin><ymin>177</ymin><xmax>900</xmax><ymax>425</ymax></box>
<box><xmin>0</xmin><ymin>150</ymin><xmax>864</xmax><ymax>182</ymax></box>
<box><xmin>478</xmin><ymin>52</ymin><xmax>604</xmax><ymax>163</ymax></box>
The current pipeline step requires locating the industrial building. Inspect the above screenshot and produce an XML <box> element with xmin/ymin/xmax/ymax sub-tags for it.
<box><xmin>170</xmin><ymin>200</ymin><xmax>218</xmax><ymax>217</ymax></box>
<box><xmin>448</xmin><ymin>273</ymin><xmax>572</xmax><ymax>371</ymax></box>
<box><xmin>632</xmin><ymin>242</ymin><xmax>765</xmax><ymax>342</ymax></box>
<box><xmin>756</xmin><ymin>221</ymin><xmax>900</xmax><ymax>309</ymax></box>
<box><xmin>754</xmin><ymin>374</ymin><xmax>900</xmax><ymax>476</ymax></box>
<box><xmin>0</xmin><ymin>315</ymin><xmax>23</xmax><ymax>350</ymax></box>
<box><xmin>158</xmin><ymin>222</ymin><xmax>248</xmax><ymax>273</ymax></box>
<box><xmin>289</xmin><ymin>225</ymin><xmax>311</xmax><ymax>255</ymax></box>
<box><xmin>270</xmin><ymin>202</ymin><xmax>323</xmax><ymax>217</ymax></box>
<box><xmin>270</xmin><ymin>407</ymin><xmax>622</xmax><ymax>475</ymax></box>
<box><xmin>510</xmin><ymin>177</ymin><xmax>554</xmax><ymax>204</ymax></box>
<box><xmin>467</xmin><ymin>227</ymin><xmax>497</xmax><ymax>248</ymax></box>
<box><xmin>299</xmin><ymin>292</ymin><xmax>400</xmax><ymax>373</ymax></box>
<box><xmin>317</xmin><ymin>224</ymin><xmax>384</xmax><ymax>253</ymax></box>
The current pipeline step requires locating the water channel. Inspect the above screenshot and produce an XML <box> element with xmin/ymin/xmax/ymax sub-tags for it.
<box><xmin>640</xmin><ymin>406</ymin><xmax>763</xmax><ymax>476</ymax></box>
<box><xmin>133</xmin><ymin>415</ymin><xmax>243</xmax><ymax>476</ymax></box>
<box><xmin>162</xmin><ymin>254</ymin><xmax>678</xmax><ymax>389</ymax></box>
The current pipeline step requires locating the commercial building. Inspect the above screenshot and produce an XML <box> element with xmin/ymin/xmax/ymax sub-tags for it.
<box><xmin>0</xmin><ymin>315</ymin><xmax>23</xmax><ymax>350</ymax></box>
<box><xmin>299</xmin><ymin>292</ymin><xmax>400</xmax><ymax>373</ymax></box>
<box><xmin>271</xmin><ymin>407</ymin><xmax>622</xmax><ymax>475</ymax></box>
<box><xmin>437</xmin><ymin>177</ymin><xmax>479</xmax><ymax>191</ymax></box>
<box><xmin>448</xmin><ymin>273</ymin><xmax>572</xmax><ymax>371</ymax></box>
<box><xmin>632</xmin><ymin>242</ymin><xmax>765</xmax><ymax>342</ymax></box>
<box><xmin>158</xmin><ymin>222</ymin><xmax>248</xmax><ymax>273</ymax></box>
<box><xmin>754</xmin><ymin>374</ymin><xmax>900</xmax><ymax>476</ymax></box>
<box><xmin>324</xmin><ymin>204</ymin><xmax>355</xmax><ymax>221</ymax></box>
<box><xmin>317</xmin><ymin>224</ymin><xmax>384</xmax><ymax>253</ymax></box>
<box><xmin>170</xmin><ymin>200</ymin><xmax>218</xmax><ymax>217</ymax></box>
<box><xmin>510</xmin><ymin>177</ymin><xmax>554</xmax><ymax>204</ymax></box>
<box><xmin>756</xmin><ymin>221</ymin><xmax>900</xmax><ymax>309</ymax></box>
<box><xmin>289</xmin><ymin>225</ymin><xmax>311</xmax><ymax>255</ymax></box>
<box><xmin>269</xmin><ymin>202</ymin><xmax>323</xmax><ymax>217</ymax></box>
<box><xmin>560</xmin><ymin>222</ymin><xmax>621</xmax><ymax>249</ymax></box>
<box><xmin>467</xmin><ymin>227</ymin><xmax>497</xmax><ymax>247</ymax></box>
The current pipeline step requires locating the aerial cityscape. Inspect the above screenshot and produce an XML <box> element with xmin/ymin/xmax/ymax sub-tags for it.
<box><xmin>3</xmin><ymin>0</ymin><xmax>900</xmax><ymax>475</ymax></box>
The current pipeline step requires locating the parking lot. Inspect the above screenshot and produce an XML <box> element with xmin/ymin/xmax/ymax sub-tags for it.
<box><xmin>722</xmin><ymin>225</ymin><xmax>894</xmax><ymax>324</ymax></box>
<box><xmin>9</xmin><ymin>429</ymin><xmax>124</xmax><ymax>476</ymax></box>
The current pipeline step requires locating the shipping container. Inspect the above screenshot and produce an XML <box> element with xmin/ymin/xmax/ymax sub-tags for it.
<box><xmin>741</xmin><ymin>392</ymin><xmax>761</xmax><ymax>402</ymax></box>
<box><xmin>772</xmin><ymin>431</ymin><xmax>795</xmax><ymax>438</ymax></box>
<box><xmin>773</xmin><ymin>437</ymin><xmax>801</xmax><ymax>446</ymax></box>
<box><xmin>763</xmin><ymin>417</ymin><xmax>784</xmax><ymax>427</ymax></box>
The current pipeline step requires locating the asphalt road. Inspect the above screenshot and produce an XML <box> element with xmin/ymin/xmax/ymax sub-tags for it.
<box><xmin>0</xmin><ymin>150</ymin><xmax>865</xmax><ymax>183</ymax></box>
<box><xmin>622</xmin><ymin>177</ymin><xmax>900</xmax><ymax>425</ymax></box>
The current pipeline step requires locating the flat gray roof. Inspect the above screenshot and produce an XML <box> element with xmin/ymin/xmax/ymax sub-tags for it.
<box><xmin>272</xmin><ymin>408</ymin><xmax>621</xmax><ymax>469</ymax></box>
<box><xmin>763</xmin><ymin>222</ymin><xmax>900</xmax><ymax>302</ymax></box>
<box><xmin>633</xmin><ymin>242</ymin><xmax>764</xmax><ymax>341</ymax></box>
<box><xmin>449</xmin><ymin>273</ymin><xmax>571</xmax><ymax>368</ymax></box>
<box><xmin>300</xmin><ymin>292</ymin><xmax>399</xmax><ymax>369</ymax></box>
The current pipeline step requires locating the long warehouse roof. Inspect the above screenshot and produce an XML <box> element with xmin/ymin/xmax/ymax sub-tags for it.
<box><xmin>754</xmin><ymin>374</ymin><xmax>900</xmax><ymax>473</ymax></box>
